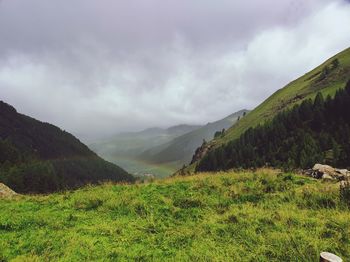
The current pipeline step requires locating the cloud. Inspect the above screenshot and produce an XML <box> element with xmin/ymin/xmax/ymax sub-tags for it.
<box><xmin>0</xmin><ymin>0</ymin><xmax>349</xmax><ymax>141</ymax></box>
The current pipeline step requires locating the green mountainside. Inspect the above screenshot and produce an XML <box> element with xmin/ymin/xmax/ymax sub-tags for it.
<box><xmin>187</xmin><ymin>47</ymin><xmax>350</xmax><ymax>172</ymax></box>
<box><xmin>196</xmin><ymin>82</ymin><xmax>350</xmax><ymax>172</ymax></box>
<box><xmin>1</xmin><ymin>170</ymin><xmax>349</xmax><ymax>260</ymax></box>
<box><xmin>0</xmin><ymin>101</ymin><xmax>134</xmax><ymax>193</ymax></box>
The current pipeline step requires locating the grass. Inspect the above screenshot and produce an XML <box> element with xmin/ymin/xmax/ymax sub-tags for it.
<box><xmin>0</xmin><ymin>169</ymin><xmax>349</xmax><ymax>261</ymax></box>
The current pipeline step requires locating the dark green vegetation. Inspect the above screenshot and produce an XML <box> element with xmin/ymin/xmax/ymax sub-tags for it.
<box><xmin>197</xmin><ymin>81</ymin><xmax>350</xmax><ymax>172</ymax></box>
<box><xmin>187</xmin><ymin>47</ymin><xmax>350</xmax><ymax>171</ymax></box>
<box><xmin>92</xmin><ymin>110</ymin><xmax>247</xmax><ymax>177</ymax></box>
<box><xmin>0</xmin><ymin>101</ymin><xmax>134</xmax><ymax>193</ymax></box>
<box><xmin>0</xmin><ymin>170</ymin><xmax>349</xmax><ymax>261</ymax></box>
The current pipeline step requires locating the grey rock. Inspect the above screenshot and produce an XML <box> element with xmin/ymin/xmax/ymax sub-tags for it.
<box><xmin>307</xmin><ymin>164</ymin><xmax>350</xmax><ymax>181</ymax></box>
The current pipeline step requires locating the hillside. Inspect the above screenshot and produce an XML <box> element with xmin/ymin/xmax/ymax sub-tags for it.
<box><xmin>0</xmin><ymin>101</ymin><xmax>134</xmax><ymax>193</ymax></box>
<box><xmin>0</xmin><ymin>170</ymin><xmax>348</xmax><ymax>261</ymax></box>
<box><xmin>196</xmin><ymin>82</ymin><xmax>350</xmax><ymax>172</ymax></box>
<box><xmin>188</xmin><ymin>47</ymin><xmax>350</xmax><ymax>171</ymax></box>
<box><xmin>140</xmin><ymin>110</ymin><xmax>249</xmax><ymax>167</ymax></box>
<box><xmin>90</xmin><ymin>124</ymin><xmax>202</xmax><ymax>178</ymax></box>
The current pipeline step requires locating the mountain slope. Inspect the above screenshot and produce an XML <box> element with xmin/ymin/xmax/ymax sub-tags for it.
<box><xmin>219</xmin><ymin>47</ymin><xmax>350</xmax><ymax>144</ymax></box>
<box><xmin>140</xmin><ymin>110</ymin><xmax>249</xmax><ymax>167</ymax></box>
<box><xmin>187</xmin><ymin>47</ymin><xmax>350</xmax><ymax>171</ymax></box>
<box><xmin>90</xmin><ymin>124</ymin><xmax>202</xmax><ymax>178</ymax></box>
<box><xmin>196</xmin><ymin>83</ymin><xmax>350</xmax><ymax>172</ymax></box>
<box><xmin>0</xmin><ymin>101</ymin><xmax>134</xmax><ymax>193</ymax></box>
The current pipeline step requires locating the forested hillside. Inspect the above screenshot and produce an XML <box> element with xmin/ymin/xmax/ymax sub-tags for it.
<box><xmin>186</xmin><ymin>47</ymin><xmax>350</xmax><ymax>172</ymax></box>
<box><xmin>0</xmin><ymin>101</ymin><xmax>134</xmax><ymax>193</ymax></box>
<box><xmin>196</xmin><ymin>81</ymin><xmax>350</xmax><ymax>172</ymax></box>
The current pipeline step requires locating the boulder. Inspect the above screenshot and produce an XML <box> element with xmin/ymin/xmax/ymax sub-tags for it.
<box><xmin>0</xmin><ymin>183</ymin><xmax>17</xmax><ymax>197</ymax></box>
<box><xmin>313</xmin><ymin>164</ymin><xmax>337</xmax><ymax>175</ymax></box>
<box><xmin>306</xmin><ymin>164</ymin><xmax>350</xmax><ymax>181</ymax></box>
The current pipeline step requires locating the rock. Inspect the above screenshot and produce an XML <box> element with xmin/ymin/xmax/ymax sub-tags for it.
<box><xmin>307</xmin><ymin>164</ymin><xmax>350</xmax><ymax>181</ymax></box>
<box><xmin>335</xmin><ymin>169</ymin><xmax>350</xmax><ymax>177</ymax></box>
<box><xmin>340</xmin><ymin>179</ymin><xmax>350</xmax><ymax>188</ymax></box>
<box><xmin>322</xmin><ymin>173</ymin><xmax>335</xmax><ymax>180</ymax></box>
<box><xmin>313</xmin><ymin>164</ymin><xmax>336</xmax><ymax>175</ymax></box>
<box><xmin>0</xmin><ymin>183</ymin><xmax>17</xmax><ymax>197</ymax></box>
<box><xmin>320</xmin><ymin>252</ymin><xmax>342</xmax><ymax>262</ymax></box>
<box><xmin>190</xmin><ymin>142</ymin><xmax>213</xmax><ymax>164</ymax></box>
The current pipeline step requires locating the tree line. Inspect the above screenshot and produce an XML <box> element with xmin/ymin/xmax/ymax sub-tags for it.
<box><xmin>0</xmin><ymin>101</ymin><xmax>134</xmax><ymax>193</ymax></box>
<box><xmin>196</xmin><ymin>80</ymin><xmax>350</xmax><ymax>172</ymax></box>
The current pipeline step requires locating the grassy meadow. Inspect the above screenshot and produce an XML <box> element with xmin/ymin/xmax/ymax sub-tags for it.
<box><xmin>0</xmin><ymin>170</ymin><xmax>349</xmax><ymax>261</ymax></box>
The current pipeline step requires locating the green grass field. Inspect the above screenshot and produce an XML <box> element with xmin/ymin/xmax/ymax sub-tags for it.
<box><xmin>1</xmin><ymin>170</ymin><xmax>349</xmax><ymax>261</ymax></box>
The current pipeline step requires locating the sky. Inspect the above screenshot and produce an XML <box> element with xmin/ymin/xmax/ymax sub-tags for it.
<box><xmin>0</xmin><ymin>0</ymin><xmax>350</xmax><ymax>142</ymax></box>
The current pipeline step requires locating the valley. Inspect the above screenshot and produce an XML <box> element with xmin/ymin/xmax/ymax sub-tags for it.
<box><xmin>91</xmin><ymin>110</ymin><xmax>248</xmax><ymax>177</ymax></box>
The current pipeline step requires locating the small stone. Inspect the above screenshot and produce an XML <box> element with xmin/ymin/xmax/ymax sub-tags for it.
<box><xmin>320</xmin><ymin>251</ymin><xmax>342</xmax><ymax>262</ymax></box>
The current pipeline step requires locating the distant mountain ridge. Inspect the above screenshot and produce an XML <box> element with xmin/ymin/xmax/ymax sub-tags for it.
<box><xmin>91</xmin><ymin>109</ymin><xmax>248</xmax><ymax>178</ymax></box>
<box><xmin>139</xmin><ymin>109</ymin><xmax>249</xmax><ymax>166</ymax></box>
<box><xmin>90</xmin><ymin>123</ymin><xmax>203</xmax><ymax>177</ymax></box>
<box><xmin>117</xmin><ymin>124</ymin><xmax>203</xmax><ymax>138</ymax></box>
<box><xmin>0</xmin><ymin>101</ymin><xmax>134</xmax><ymax>193</ymax></box>
<box><xmin>91</xmin><ymin>124</ymin><xmax>202</xmax><ymax>158</ymax></box>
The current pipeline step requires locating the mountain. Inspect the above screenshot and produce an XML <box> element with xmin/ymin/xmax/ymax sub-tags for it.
<box><xmin>140</xmin><ymin>110</ymin><xmax>249</xmax><ymax>167</ymax></box>
<box><xmin>0</xmin><ymin>101</ymin><xmax>134</xmax><ymax>193</ymax></box>
<box><xmin>90</xmin><ymin>124</ymin><xmax>202</xmax><ymax>178</ymax></box>
<box><xmin>196</xmin><ymin>82</ymin><xmax>350</xmax><ymax>172</ymax></box>
<box><xmin>185</xmin><ymin>47</ymin><xmax>350</xmax><ymax>172</ymax></box>
<box><xmin>91</xmin><ymin>124</ymin><xmax>202</xmax><ymax>158</ymax></box>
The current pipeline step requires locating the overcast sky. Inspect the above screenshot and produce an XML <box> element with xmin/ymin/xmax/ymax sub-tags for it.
<box><xmin>1</xmin><ymin>0</ymin><xmax>350</xmax><ymax>141</ymax></box>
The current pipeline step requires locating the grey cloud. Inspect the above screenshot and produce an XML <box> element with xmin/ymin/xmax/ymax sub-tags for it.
<box><xmin>0</xmin><ymin>0</ymin><xmax>349</xmax><ymax>142</ymax></box>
